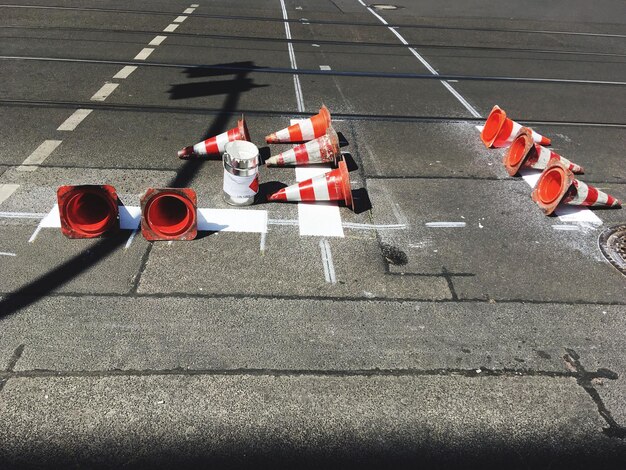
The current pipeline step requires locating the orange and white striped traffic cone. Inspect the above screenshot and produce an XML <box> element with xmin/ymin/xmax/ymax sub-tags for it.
<box><xmin>140</xmin><ymin>188</ymin><xmax>197</xmax><ymax>240</ymax></box>
<box><xmin>481</xmin><ymin>105</ymin><xmax>551</xmax><ymax>148</ymax></box>
<box><xmin>178</xmin><ymin>115</ymin><xmax>250</xmax><ymax>159</ymax></box>
<box><xmin>504</xmin><ymin>127</ymin><xmax>584</xmax><ymax>176</ymax></box>
<box><xmin>57</xmin><ymin>185</ymin><xmax>119</xmax><ymax>238</ymax></box>
<box><xmin>268</xmin><ymin>160</ymin><xmax>353</xmax><ymax>209</ymax></box>
<box><xmin>265</xmin><ymin>105</ymin><xmax>331</xmax><ymax>144</ymax></box>
<box><xmin>531</xmin><ymin>159</ymin><xmax>621</xmax><ymax>215</ymax></box>
<box><xmin>265</xmin><ymin>126</ymin><xmax>340</xmax><ymax>167</ymax></box>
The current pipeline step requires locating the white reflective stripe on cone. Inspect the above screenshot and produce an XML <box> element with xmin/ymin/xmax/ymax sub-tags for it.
<box><xmin>536</xmin><ymin>146</ymin><xmax>552</xmax><ymax>167</ymax></box>
<box><xmin>299</xmin><ymin>119</ymin><xmax>315</xmax><ymax>140</ymax></box>
<box><xmin>305</xmin><ymin>138</ymin><xmax>322</xmax><ymax>158</ymax></box>
<box><xmin>276</xmin><ymin>127</ymin><xmax>291</xmax><ymax>141</ymax></box>
<box><xmin>285</xmin><ymin>184</ymin><xmax>302</xmax><ymax>201</ymax></box>
<box><xmin>193</xmin><ymin>141</ymin><xmax>206</xmax><ymax>155</ymax></box>
<box><xmin>531</xmin><ymin>129</ymin><xmax>545</xmax><ymax>143</ymax></box>
<box><xmin>216</xmin><ymin>131</ymin><xmax>230</xmax><ymax>152</ymax></box>
<box><xmin>596</xmin><ymin>190</ymin><xmax>609</xmax><ymax>205</ymax></box>
<box><xmin>569</xmin><ymin>180</ymin><xmax>589</xmax><ymax>205</ymax></box>
<box><xmin>312</xmin><ymin>177</ymin><xmax>330</xmax><ymax>200</ymax></box>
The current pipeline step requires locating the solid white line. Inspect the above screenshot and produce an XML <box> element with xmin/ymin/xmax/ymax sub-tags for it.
<box><xmin>0</xmin><ymin>184</ymin><xmax>20</xmax><ymax>206</ymax></box>
<box><xmin>183</xmin><ymin>8</ymin><xmax>195</xmax><ymax>14</ymax></box>
<box><xmin>57</xmin><ymin>108</ymin><xmax>92</xmax><ymax>131</ymax></box>
<box><xmin>90</xmin><ymin>82</ymin><xmax>118</xmax><ymax>101</ymax></box>
<box><xmin>134</xmin><ymin>48</ymin><xmax>154</xmax><ymax>60</ymax></box>
<box><xmin>552</xmin><ymin>225</ymin><xmax>580</xmax><ymax>231</ymax></box>
<box><xmin>279</xmin><ymin>0</ymin><xmax>305</xmax><ymax>112</ymax></box>
<box><xmin>0</xmin><ymin>211</ymin><xmax>46</xmax><ymax>219</ymax></box>
<box><xmin>149</xmin><ymin>35</ymin><xmax>167</xmax><ymax>46</ymax></box>
<box><xmin>113</xmin><ymin>65</ymin><xmax>137</xmax><ymax>79</ymax></box>
<box><xmin>425</xmin><ymin>222</ymin><xmax>466</xmax><ymax>228</ymax></box>
<box><xmin>173</xmin><ymin>16</ymin><xmax>187</xmax><ymax>23</ymax></box>
<box><xmin>319</xmin><ymin>239</ymin><xmax>337</xmax><ymax>284</ymax></box>
<box><xmin>163</xmin><ymin>24</ymin><xmax>179</xmax><ymax>32</ymax></box>
<box><xmin>17</xmin><ymin>140</ymin><xmax>62</xmax><ymax>171</ymax></box>
<box><xmin>0</xmin><ymin>252</ymin><xmax>17</xmax><ymax>257</ymax></box>
<box><xmin>260</xmin><ymin>231</ymin><xmax>267</xmax><ymax>253</ymax></box>
<box><xmin>124</xmin><ymin>229</ymin><xmax>139</xmax><ymax>250</ymax></box>
<box><xmin>319</xmin><ymin>65</ymin><xmax>331</xmax><ymax>70</ymax></box>
<box><xmin>28</xmin><ymin>225</ymin><xmax>43</xmax><ymax>243</ymax></box>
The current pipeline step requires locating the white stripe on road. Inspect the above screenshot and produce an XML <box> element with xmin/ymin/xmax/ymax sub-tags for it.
<box><xmin>57</xmin><ymin>108</ymin><xmax>92</xmax><ymax>131</ymax></box>
<box><xmin>0</xmin><ymin>252</ymin><xmax>17</xmax><ymax>257</ymax></box>
<box><xmin>190</xmin><ymin>4</ymin><xmax>200</xmax><ymax>7</ymax></box>
<box><xmin>17</xmin><ymin>140</ymin><xmax>62</xmax><ymax>171</ymax></box>
<box><xmin>113</xmin><ymin>65</ymin><xmax>137</xmax><ymax>79</ymax></box>
<box><xmin>149</xmin><ymin>35</ymin><xmax>167</xmax><ymax>46</ymax></box>
<box><xmin>319</xmin><ymin>239</ymin><xmax>337</xmax><ymax>283</ymax></box>
<box><xmin>134</xmin><ymin>48</ymin><xmax>154</xmax><ymax>60</ymax></box>
<box><xmin>90</xmin><ymin>82</ymin><xmax>118</xmax><ymax>101</ymax></box>
<box><xmin>183</xmin><ymin>8</ymin><xmax>195</xmax><ymax>14</ymax></box>
<box><xmin>0</xmin><ymin>184</ymin><xmax>20</xmax><ymax>206</ymax></box>
<box><xmin>163</xmin><ymin>24</ymin><xmax>179</xmax><ymax>32</ymax></box>
<box><xmin>0</xmin><ymin>211</ymin><xmax>46</xmax><ymax>219</ymax></box>
<box><xmin>173</xmin><ymin>16</ymin><xmax>187</xmax><ymax>23</ymax></box>
<box><xmin>425</xmin><ymin>222</ymin><xmax>467</xmax><ymax>228</ymax></box>
<box><xmin>319</xmin><ymin>65</ymin><xmax>331</xmax><ymax>70</ymax></box>
<box><xmin>124</xmin><ymin>229</ymin><xmax>139</xmax><ymax>250</ymax></box>
<box><xmin>279</xmin><ymin>0</ymin><xmax>305</xmax><ymax>112</ymax></box>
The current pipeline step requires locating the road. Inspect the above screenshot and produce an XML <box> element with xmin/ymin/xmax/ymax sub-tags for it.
<box><xmin>0</xmin><ymin>0</ymin><xmax>625</xmax><ymax>468</ymax></box>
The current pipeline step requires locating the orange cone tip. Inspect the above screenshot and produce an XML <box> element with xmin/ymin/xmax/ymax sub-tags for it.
<box><xmin>481</xmin><ymin>105</ymin><xmax>551</xmax><ymax>148</ymax></box>
<box><xmin>265</xmin><ymin>105</ymin><xmax>331</xmax><ymax>144</ymax></box>
<box><xmin>178</xmin><ymin>115</ymin><xmax>251</xmax><ymax>159</ymax></box>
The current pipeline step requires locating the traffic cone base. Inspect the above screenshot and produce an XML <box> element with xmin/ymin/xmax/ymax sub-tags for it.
<box><xmin>504</xmin><ymin>128</ymin><xmax>584</xmax><ymax>176</ymax></box>
<box><xmin>265</xmin><ymin>126</ymin><xmax>340</xmax><ymax>167</ymax></box>
<box><xmin>268</xmin><ymin>160</ymin><xmax>353</xmax><ymax>209</ymax></box>
<box><xmin>481</xmin><ymin>105</ymin><xmax>551</xmax><ymax>148</ymax></box>
<box><xmin>57</xmin><ymin>185</ymin><xmax>119</xmax><ymax>238</ymax></box>
<box><xmin>265</xmin><ymin>105</ymin><xmax>331</xmax><ymax>144</ymax></box>
<box><xmin>531</xmin><ymin>159</ymin><xmax>621</xmax><ymax>215</ymax></box>
<box><xmin>178</xmin><ymin>115</ymin><xmax>251</xmax><ymax>159</ymax></box>
<box><xmin>141</xmin><ymin>188</ymin><xmax>197</xmax><ymax>240</ymax></box>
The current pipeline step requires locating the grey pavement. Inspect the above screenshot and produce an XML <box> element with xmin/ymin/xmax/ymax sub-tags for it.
<box><xmin>0</xmin><ymin>0</ymin><xmax>625</xmax><ymax>468</ymax></box>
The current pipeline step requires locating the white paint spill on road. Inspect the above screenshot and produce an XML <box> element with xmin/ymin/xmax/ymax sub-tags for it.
<box><xmin>17</xmin><ymin>140</ymin><xmax>62</xmax><ymax>171</ymax></box>
<box><xmin>183</xmin><ymin>8</ymin><xmax>195</xmax><ymax>13</ymax></box>
<box><xmin>280</xmin><ymin>0</ymin><xmax>305</xmax><ymax>112</ymax></box>
<box><xmin>113</xmin><ymin>65</ymin><xmax>137</xmax><ymax>79</ymax></box>
<box><xmin>148</xmin><ymin>35</ymin><xmax>167</xmax><ymax>46</ymax></box>
<box><xmin>173</xmin><ymin>16</ymin><xmax>187</xmax><ymax>23</ymax></box>
<box><xmin>134</xmin><ymin>48</ymin><xmax>155</xmax><ymax>61</ymax></box>
<box><xmin>90</xmin><ymin>82</ymin><xmax>118</xmax><ymax>101</ymax></box>
<box><xmin>425</xmin><ymin>222</ymin><xmax>467</xmax><ymax>228</ymax></box>
<box><xmin>163</xmin><ymin>24</ymin><xmax>179</xmax><ymax>32</ymax></box>
<box><xmin>0</xmin><ymin>184</ymin><xmax>20</xmax><ymax>206</ymax></box>
<box><xmin>319</xmin><ymin>239</ymin><xmax>337</xmax><ymax>284</ymax></box>
<box><xmin>0</xmin><ymin>252</ymin><xmax>17</xmax><ymax>257</ymax></box>
<box><xmin>319</xmin><ymin>65</ymin><xmax>331</xmax><ymax>70</ymax></box>
<box><xmin>57</xmin><ymin>109</ymin><xmax>92</xmax><ymax>131</ymax></box>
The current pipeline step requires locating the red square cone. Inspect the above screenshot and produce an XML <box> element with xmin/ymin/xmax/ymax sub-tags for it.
<box><xmin>178</xmin><ymin>115</ymin><xmax>250</xmax><ymax>159</ymax></box>
<box><xmin>57</xmin><ymin>185</ymin><xmax>119</xmax><ymax>238</ymax></box>
<box><xmin>140</xmin><ymin>188</ymin><xmax>197</xmax><ymax>240</ymax></box>
<box><xmin>481</xmin><ymin>105</ymin><xmax>551</xmax><ymax>148</ymax></box>
<box><xmin>265</xmin><ymin>105</ymin><xmax>331</xmax><ymax>144</ymax></box>
<box><xmin>268</xmin><ymin>160</ymin><xmax>353</xmax><ymax>209</ymax></box>
<box><xmin>265</xmin><ymin>126</ymin><xmax>340</xmax><ymax>167</ymax></box>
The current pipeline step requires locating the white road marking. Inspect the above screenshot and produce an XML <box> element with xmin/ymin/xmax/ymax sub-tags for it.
<box><xmin>17</xmin><ymin>140</ymin><xmax>62</xmax><ymax>171</ymax></box>
<box><xmin>0</xmin><ymin>252</ymin><xmax>17</xmax><ymax>257</ymax></box>
<box><xmin>319</xmin><ymin>239</ymin><xmax>337</xmax><ymax>284</ymax></box>
<box><xmin>124</xmin><ymin>229</ymin><xmax>139</xmax><ymax>250</ymax></box>
<box><xmin>0</xmin><ymin>184</ymin><xmax>20</xmax><ymax>205</ymax></box>
<box><xmin>90</xmin><ymin>82</ymin><xmax>118</xmax><ymax>101</ymax></box>
<box><xmin>173</xmin><ymin>16</ymin><xmax>187</xmax><ymax>23</ymax></box>
<box><xmin>279</xmin><ymin>0</ymin><xmax>305</xmax><ymax>112</ymax></box>
<box><xmin>0</xmin><ymin>211</ymin><xmax>46</xmax><ymax>219</ymax></box>
<box><xmin>552</xmin><ymin>225</ymin><xmax>580</xmax><ymax>231</ymax></box>
<box><xmin>319</xmin><ymin>65</ymin><xmax>331</xmax><ymax>70</ymax></box>
<box><xmin>425</xmin><ymin>222</ymin><xmax>466</xmax><ymax>228</ymax></box>
<box><xmin>113</xmin><ymin>65</ymin><xmax>137</xmax><ymax>79</ymax></box>
<box><xmin>134</xmin><ymin>48</ymin><xmax>154</xmax><ymax>60</ymax></box>
<box><xmin>183</xmin><ymin>8</ymin><xmax>195</xmax><ymax>14</ymax></box>
<box><xmin>190</xmin><ymin>4</ymin><xmax>200</xmax><ymax>7</ymax></box>
<box><xmin>149</xmin><ymin>35</ymin><xmax>167</xmax><ymax>46</ymax></box>
<box><xmin>260</xmin><ymin>231</ymin><xmax>267</xmax><ymax>253</ymax></box>
<box><xmin>57</xmin><ymin>109</ymin><xmax>92</xmax><ymax>131</ymax></box>
<box><xmin>163</xmin><ymin>24</ymin><xmax>179</xmax><ymax>32</ymax></box>
<box><xmin>28</xmin><ymin>225</ymin><xmax>43</xmax><ymax>243</ymax></box>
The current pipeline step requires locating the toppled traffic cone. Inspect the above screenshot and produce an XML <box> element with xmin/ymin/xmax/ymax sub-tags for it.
<box><xmin>268</xmin><ymin>160</ymin><xmax>353</xmax><ymax>209</ymax></box>
<box><xmin>178</xmin><ymin>115</ymin><xmax>250</xmax><ymax>158</ymax></box>
<box><xmin>481</xmin><ymin>105</ymin><xmax>551</xmax><ymax>148</ymax></box>
<box><xmin>265</xmin><ymin>126</ymin><xmax>340</xmax><ymax>167</ymax></box>
<box><xmin>265</xmin><ymin>105</ymin><xmax>331</xmax><ymax>143</ymax></box>
<box><xmin>531</xmin><ymin>159</ymin><xmax>621</xmax><ymax>215</ymax></box>
<box><xmin>140</xmin><ymin>188</ymin><xmax>197</xmax><ymax>240</ymax></box>
<box><xmin>504</xmin><ymin>127</ymin><xmax>584</xmax><ymax>176</ymax></box>
<box><xmin>57</xmin><ymin>185</ymin><xmax>119</xmax><ymax>238</ymax></box>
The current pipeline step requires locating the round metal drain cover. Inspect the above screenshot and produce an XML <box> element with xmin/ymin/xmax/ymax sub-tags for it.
<box><xmin>599</xmin><ymin>224</ymin><xmax>626</xmax><ymax>275</ymax></box>
<box><xmin>369</xmin><ymin>4</ymin><xmax>402</xmax><ymax>10</ymax></box>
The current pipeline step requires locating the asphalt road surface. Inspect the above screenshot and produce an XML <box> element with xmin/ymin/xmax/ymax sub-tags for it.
<box><xmin>1</xmin><ymin>0</ymin><xmax>626</xmax><ymax>468</ymax></box>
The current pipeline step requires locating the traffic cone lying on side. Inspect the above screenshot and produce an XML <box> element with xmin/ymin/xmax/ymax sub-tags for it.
<box><xmin>265</xmin><ymin>105</ymin><xmax>331</xmax><ymax>144</ymax></box>
<box><xmin>140</xmin><ymin>188</ymin><xmax>197</xmax><ymax>240</ymax></box>
<box><xmin>265</xmin><ymin>126</ymin><xmax>340</xmax><ymax>167</ymax></box>
<box><xmin>178</xmin><ymin>115</ymin><xmax>250</xmax><ymax>159</ymax></box>
<box><xmin>481</xmin><ymin>105</ymin><xmax>551</xmax><ymax>148</ymax></box>
<box><xmin>531</xmin><ymin>159</ymin><xmax>621</xmax><ymax>215</ymax></box>
<box><xmin>504</xmin><ymin>127</ymin><xmax>584</xmax><ymax>176</ymax></box>
<box><xmin>57</xmin><ymin>185</ymin><xmax>119</xmax><ymax>238</ymax></box>
<box><xmin>268</xmin><ymin>160</ymin><xmax>353</xmax><ymax>209</ymax></box>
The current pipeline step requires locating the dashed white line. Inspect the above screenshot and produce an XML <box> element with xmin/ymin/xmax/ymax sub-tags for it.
<box><xmin>149</xmin><ymin>35</ymin><xmax>167</xmax><ymax>46</ymax></box>
<box><xmin>319</xmin><ymin>65</ymin><xmax>331</xmax><ymax>71</ymax></box>
<box><xmin>134</xmin><ymin>48</ymin><xmax>155</xmax><ymax>61</ymax></box>
<box><xmin>319</xmin><ymin>239</ymin><xmax>337</xmax><ymax>284</ymax></box>
<box><xmin>173</xmin><ymin>16</ymin><xmax>188</xmax><ymax>23</ymax></box>
<box><xmin>0</xmin><ymin>184</ymin><xmax>20</xmax><ymax>205</ymax></box>
<box><xmin>279</xmin><ymin>0</ymin><xmax>305</xmax><ymax>112</ymax></box>
<box><xmin>113</xmin><ymin>65</ymin><xmax>137</xmax><ymax>79</ymax></box>
<box><xmin>183</xmin><ymin>8</ymin><xmax>195</xmax><ymax>14</ymax></box>
<box><xmin>57</xmin><ymin>108</ymin><xmax>92</xmax><ymax>131</ymax></box>
<box><xmin>17</xmin><ymin>140</ymin><xmax>62</xmax><ymax>171</ymax></box>
<box><xmin>90</xmin><ymin>82</ymin><xmax>118</xmax><ymax>101</ymax></box>
<box><xmin>0</xmin><ymin>252</ymin><xmax>17</xmax><ymax>257</ymax></box>
<box><xmin>425</xmin><ymin>222</ymin><xmax>467</xmax><ymax>228</ymax></box>
<box><xmin>190</xmin><ymin>4</ymin><xmax>200</xmax><ymax>7</ymax></box>
<box><xmin>163</xmin><ymin>24</ymin><xmax>179</xmax><ymax>32</ymax></box>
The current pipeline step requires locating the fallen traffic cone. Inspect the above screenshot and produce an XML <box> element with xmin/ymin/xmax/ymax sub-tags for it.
<box><xmin>140</xmin><ymin>188</ymin><xmax>197</xmax><ymax>240</ymax></box>
<box><xmin>57</xmin><ymin>185</ymin><xmax>119</xmax><ymax>238</ymax></box>
<box><xmin>265</xmin><ymin>126</ymin><xmax>340</xmax><ymax>167</ymax></box>
<box><xmin>268</xmin><ymin>160</ymin><xmax>353</xmax><ymax>209</ymax></box>
<box><xmin>178</xmin><ymin>115</ymin><xmax>250</xmax><ymax>158</ymax></box>
<box><xmin>481</xmin><ymin>105</ymin><xmax>551</xmax><ymax>148</ymax></box>
<box><xmin>531</xmin><ymin>159</ymin><xmax>621</xmax><ymax>215</ymax></box>
<box><xmin>504</xmin><ymin>127</ymin><xmax>584</xmax><ymax>176</ymax></box>
<box><xmin>265</xmin><ymin>105</ymin><xmax>331</xmax><ymax>143</ymax></box>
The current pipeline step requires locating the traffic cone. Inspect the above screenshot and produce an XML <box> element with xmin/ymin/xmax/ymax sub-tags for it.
<box><xmin>268</xmin><ymin>160</ymin><xmax>353</xmax><ymax>209</ymax></box>
<box><xmin>57</xmin><ymin>185</ymin><xmax>119</xmax><ymax>238</ymax></box>
<box><xmin>481</xmin><ymin>105</ymin><xmax>551</xmax><ymax>148</ymax></box>
<box><xmin>531</xmin><ymin>159</ymin><xmax>621</xmax><ymax>215</ymax></box>
<box><xmin>140</xmin><ymin>188</ymin><xmax>197</xmax><ymax>240</ymax></box>
<box><xmin>504</xmin><ymin>127</ymin><xmax>584</xmax><ymax>176</ymax></box>
<box><xmin>177</xmin><ymin>115</ymin><xmax>250</xmax><ymax>159</ymax></box>
<box><xmin>265</xmin><ymin>126</ymin><xmax>340</xmax><ymax>167</ymax></box>
<box><xmin>265</xmin><ymin>105</ymin><xmax>331</xmax><ymax>143</ymax></box>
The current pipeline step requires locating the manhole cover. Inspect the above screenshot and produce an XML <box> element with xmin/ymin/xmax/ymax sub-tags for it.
<box><xmin>599</xmin><ymin>224</ymin><xmax>626</xmax><ymax>275</ymax></box>
<box><xmin>369</xmin><ymin>4</ymin><xmax>402</xmax><ymax>10</ymax></box>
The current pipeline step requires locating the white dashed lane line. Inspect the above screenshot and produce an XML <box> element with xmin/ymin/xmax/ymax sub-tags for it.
<box><xmin>149</xmin><ymin>35</ymin><xmax>167</xmax><ymax>46</ymax></box>
<box><xmin>134</xmin><ymin>48</ymin><xmax>155</xmax><ymax>61</ymax></box>
<box><xmin>163</xmin><ymin>24</ymin><xmax>179</xmax><ymax>32</ymax></box>
<box><xmin>57</xmin><ymin>109</ymin><xmax>92</xmax><ymax>131</ymax></box>
<box><xmin>90</xmin><ymin>83</ymin><xmax>118</xmax><ymax>101</ymax></box>
<box><xmin>0</xmin><ymin>184</ymin><xmax>20</xmax><ymax>205</ymax></box>
<box><xmin>173</xmin><ymin>16</ymin><xmax>187</xmax><ymax>23</ymax></box>
<box><xmin>183</xmin><ymin>8</ymin><xmax>195</xmax><ymax>14</ymax></box>
<box><xmin>17</xmin><ymin>140</ymin><xmax>62</xmax><ymax>172</ymax></box>
<box><xmin>113</xmin><ymin>65</ymin><xmax>137</xmax><ymax>79</ymax></box>
<box><xmin>319</xmin><ymin>65</ymin><xmax>331</xmax><ymax>71</ymax></box>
